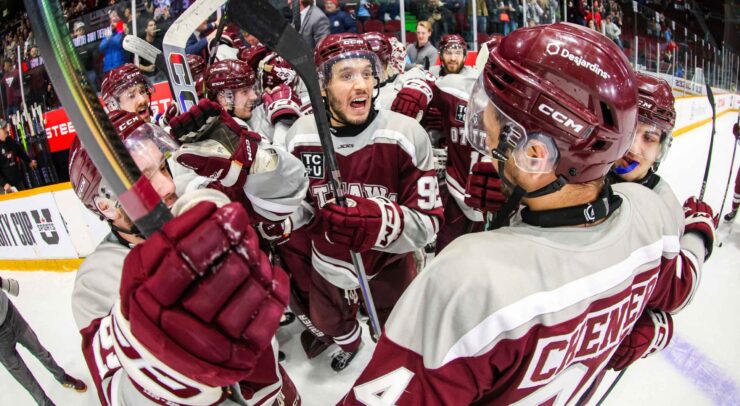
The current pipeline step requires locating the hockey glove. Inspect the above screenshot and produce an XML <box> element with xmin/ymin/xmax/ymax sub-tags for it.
<box><xmin>465</xmin><ymin>161</ymin><xmax>506</xmax><ymax>214</ymax></box>
<box><xmin>0</xmin><ymin>277</ymin><xmax>19</xmax><ymax>296</ymax></box>
<box><xmin>169</xmin><ymin>99</ymin><xmax>250</xmax><ymax>144</ymax></box>
<box><xmin>683</xmin><ymin>196</ymin><xmax>716</xmax><ymax>259</ymax></box>
<box><xmin>391</xmin><ymin>78</ymin><xmax>435</xmax><ymax>122</ymax></box>
<box><xmin>159</xmin><ymin>103</ymin><xmax>179</xmax><ymax>127</ymax></box>
<box><xmin>118</xmin><ymin>201</ymin><xmax>289</xmax><ymax>387</ymax></box>
<box><xmin>608</xmin><ymin>309</ymin><xmax>673</xmax><ymax>371</ymax></box>
<box><xmin>733</xmin><ymin>122</ymin><xmax>739</xmax><ymax>142</ymax></box>
<box><xmin>262</xmin><ymin>84</ymin><xmax>302</xmax><ymax>126</ymax></box>
<box><xmin>319</xmin><ymin>196</ymin><xmax>404</xmax><ymax>253</ymax></box>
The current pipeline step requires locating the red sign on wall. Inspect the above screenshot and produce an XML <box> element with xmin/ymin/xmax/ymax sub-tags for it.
<box><xmin>44</xmin><ymin>81</ymin><xmax>175</xmax><ymax>152</ymax></box>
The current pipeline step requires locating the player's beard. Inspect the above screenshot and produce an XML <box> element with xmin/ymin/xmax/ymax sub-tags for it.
<box><xmin>327</xmin><ymin>91</ymin><xmax>370</xmax><ymax>127</ymax></box>
<box><xmin>444</xmin><ymin>60</ymin><xmax>463</xmax><ymax>74</ymax></box>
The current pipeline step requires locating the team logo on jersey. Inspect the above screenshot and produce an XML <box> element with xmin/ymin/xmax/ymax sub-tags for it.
<box><xmin>301</xmin><ymin>152</ymin><xmax>324</xmax><ymax>179</ymax></box>
<box><xmin>455</xmin><ymin>103</ymin><xmax>467</xmax><ymax>122</ymax></box>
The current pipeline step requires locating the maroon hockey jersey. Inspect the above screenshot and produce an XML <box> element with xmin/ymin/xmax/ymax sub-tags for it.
<box><xmin>285</xmin><ymin>110</ymin><xmax>444</xmax><ymax>290</ymax></box>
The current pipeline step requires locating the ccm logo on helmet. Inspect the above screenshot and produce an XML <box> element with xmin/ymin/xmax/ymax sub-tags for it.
<box><xmin>537</xmin><ymin>103</ymin><xmax>585</xmax><ymax>134</ymax></box>
<box><xmin>638</xmin><ymin>99</ymin><xmax>654</xmax><ymax>109</ymax></box>
<box><xmin>545</xmin><ymin>42</ymin><xmax>610</xmax><ymax>80</ymax></box>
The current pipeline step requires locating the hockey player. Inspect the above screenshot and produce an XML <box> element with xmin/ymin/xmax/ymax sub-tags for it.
<box><xmin>724</xmin><ymin>122</ymin><xmax>740</xmax><ymax>222</ymax></box>
<box><xmin>429</xmin><ymin>34</ymin><xmax>477</xmax><ymax>78</ymax></box>
<box><xmin>167</xmin><ymin>59</ymin><xmax>308</xmax><ymax>223</ymax></box>
<box><xmin>341</xmin><ymin>23</ymin><xmax>715</xmax><ymax>405</ymax></box>
<box><xmin>391</xmin><ymin>55</ymin><xmax>485</xmax><ymax>252</ymax></box>
<box><xmin>284</xmin><ymin>33</ymin><xmax>444</xmax><ymax>371</ymax></box>
<box><xmin>101</xmin><ymin>64</ymin><xmax>156</xmax><ymax>122</ymax></box>
<box><xmin>69</xmin><ymin>110</ymin><xmax>299</xmax><ymax>405</ymax></box>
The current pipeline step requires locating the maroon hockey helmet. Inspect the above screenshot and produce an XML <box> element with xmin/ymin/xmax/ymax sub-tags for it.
<box><xmin>314</xmin><ymin>33</ymin><xmax>382</xmax><ymax>85</ymax></box>
<box><xmin>219</xmin><ymin>24</ymin><xmax>246</xmax><ymax>51</ymax></box>
<box><xmin>187</xmin><ymin>54</ymin><xmax>206</xmax><ymax>96</ymax></box>
<box><xmin>70</xmin><ymin>110</ymin><xmax>177</xmax><ymax>217</ymax></box>
<box><xmin>635</xmin><ymin>72</ymin><xmax>675</xmax><ymax>133</ymax></box>
<box><xmin>362</xmin><ymin>32</ymin><xmax>392</xmax><ymax>64</ymax></box>
<box><xmin>259</xmin><ymin>51</ymin><xmax>298</xmax><ymax>90</ymax></box>
<box><xmin>101</xmin><ymin>63</ymin><xmax>152</xmax><ymax>109</ymax></box>
<box><xmin>239</xmin><ymin>44</ymin><xmax>269</xmax><ymax>70</ymax></box>
<box><xmin>466</xmin><ymin>23</ymin><xmax>638</xmax><ymax>184</ymax></box>
<box><xmin>205</xmin><ymin>59</ymin><xmax>259</xmax><ymax>100</ymax></box>
<box><xmin>439</xmin><ymin>34</ymin><xmax>467</xmax><ymax>55</ymax></box>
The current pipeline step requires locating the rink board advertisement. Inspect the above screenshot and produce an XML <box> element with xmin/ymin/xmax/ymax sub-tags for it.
<box><xmin>0</xmin><ymin>191</ymin><xmax>77</xmax><ymax>260</ymax></box>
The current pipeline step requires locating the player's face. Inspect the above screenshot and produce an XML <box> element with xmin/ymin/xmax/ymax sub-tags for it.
<box><xmin>130</xmin><ymin>139</ymin><xmax>177</xmax><ymax>208</ymax></box>
<box><xmin>118</xmin><ymin>84</ymin><xmax>152</xmax><ymax>122</ymax></box>
<box><xmin>614</xmin><ymin>121</ymin><xmax>662</xmax><ymax>182</ymax></box>
<box><xmin>442</xmin><ymin>48</ymin><xmax>465</xmax><ymax>73</ymax></box>
<box><xmin>231</xmin><ymin>87</ymin><xmax>260</xmax><ymax>120</ymax></box>
<box><xmin>326</xmin><ymin>58</ymin><xmax>375</xmax><ymax>127</ymax></box>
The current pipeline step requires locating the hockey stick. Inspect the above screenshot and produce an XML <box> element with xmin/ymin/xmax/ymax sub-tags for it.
<box><xmin>123</xmin><ymin>35</ymin><xmax>162</xmax><ymax>64</ymax></box>
<box><xmin>699</xmin><ymin>82</ymin><xmax>716</xmax><ymax>200</ymax></box>
<box><xmin>163</xmin><ymin>0</ymin><xmax>226</xmax><ymax>113</ymax></box>
<box><xmin>227</xmin><ymin>0</ymin><xmax>383</xmax><ymax>340</ymax></box>
<box><xmin>207</xmin><ymin>8</ymin><xmax>227</xmax><ymax>66</ymax></box>
<box><xmin>25</xmin><ymin>0</ymin><xmax>172</xmax><ymax>237</ymax></box>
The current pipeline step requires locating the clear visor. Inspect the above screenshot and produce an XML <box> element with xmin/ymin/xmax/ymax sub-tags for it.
<box><xmin>630</xmin><ymin>118</ymin><xmax>668</xmax><ymax>163</ymax></box>
<box><xmin>320</xmin><ymin>52</ymin><xmax>384</xmax><ymax>87</ymax></box>
<box><xmin>123</xmin><ymin>123</ymin><xmax>179</xmax><ymax>179</ymax></box>
<box><xmin>465</xmin><ymin>76</ymin><xmax>560</xmax><ymax>174</ymax></box>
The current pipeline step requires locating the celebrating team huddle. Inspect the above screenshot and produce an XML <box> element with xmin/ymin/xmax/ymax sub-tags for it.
<box><xmin>65</xmin><ymin>5</ymin><xmax>720</xmax><ymax>405</ymax></box>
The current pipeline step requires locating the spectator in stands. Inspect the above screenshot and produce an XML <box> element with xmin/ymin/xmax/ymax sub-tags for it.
<box><xmin>526</xmin><ymin>0</ymin><xmax>544</xmax><ymax>27</ymax></box>
<box><xmin>99</xmin><ymin>10</ymin><xmax>127</xmax><ymax>74</ymax></box>
<box><xmin>405</xmin><ymin>20</ymin><xmax>438</xmax><ymax>71</ymax></box>
<box><xmin>418</xmin><ymin>0</ymin><xmax>454</xmax><ymax>46</ymax></box>
<box><xmin>324</xmin><ymin>0</ymin><xmax>357</xmax><ymax>34</ymax></box>
<box><xmin>606</xmin><ymin>15</ymin><xmax>623</xmax><ymax>48</ymax></box>
<box><xmin>378</xmin><ymin>0</ymin><xmax>400</xmax><ymax>21</ymax></box>
<box><xmin>72</xmin><ymin>21</ymin><xmax>98</xmax><ymax>90</ymax></box>
<box><xmin>467</xmin><ymin>0</ymin><xmax>488</xmax><ymax>43</ymax></box>
<box><xmin>496</xmin><ymin>1</ymin><xmax>514</xmax><ymax>35</ymax></box>
<box><xmin>139</xmin><ymin>19</ymin><xmax>167</xmax><ymax>83</ymax></box>
<box><xmin>356</xmin><ymin>0</ymin><xmax>373</xmax><ymax>23</ymax></box>
<box><xmin>291</xmin><ymin>0</ymin><xmax>330</xmax><ymax>50</ymax></box>
<box><xmin>567</xmin><ymin>0</ymin><xmax>586</xmax><ymax>25</ymax></box>
<box><xmin>0</xmin><ymin>127</ymin><xmax>36</xmax><ymax>192</ymax></box>
<box><xmin>185</xmin><ymin>18</ymin><xmax>219</xmax><ymax>58</ymax></box>
<box><xmin>585</xmin><ymin>1</ymin><xmax>602</xmax><ymax>31</ymax></box>
<box><xmin>2</xmin><ymin>60</ymin><xmax>21</xmax><ymax>117</ymax></box>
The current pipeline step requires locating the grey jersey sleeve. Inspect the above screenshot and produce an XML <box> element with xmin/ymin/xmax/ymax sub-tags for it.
<box><xmin>245</xmin><ymin>143</ymin><xmax>309</xmax><ymax>222</ymax></box>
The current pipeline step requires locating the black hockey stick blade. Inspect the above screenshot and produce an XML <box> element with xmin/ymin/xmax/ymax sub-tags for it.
<box><xmin>227</xmin><ymin>0</ymin><xmax>382</xmax><ymax>340</ymax></box>
<box><xmin>25</xmin><ymin>0</ymin><xmax>172</xmax><ymax>236</ymax></box>
<box><xmin>699</xmin><ymin>82</ymin><xmax>716</xmax><ymax>200</ymax></box>
<box><xmin>208</xmin><ymin>9</ymin><xmax>228</xmax><ymax>66</ymax></box>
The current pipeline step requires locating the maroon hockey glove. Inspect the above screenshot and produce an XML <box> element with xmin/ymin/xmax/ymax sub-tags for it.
<box><xmin>119</xmin><ymin>201</ymin><xmax>290</xmax><ymax>387</ymax></box>
<box><xmin>161</xmin><ymin>103</ymin><xmax>179</xmax><ymax>127</ymax></box>
<box><xmin>683</xmin><ymin>196</ymin><xmax>716</xmax><ymax>259</ymax></box>
<box><xmin>465</xmin><ymin>161</ymin><xmax>506</xmax><ymax>214</ymax></box>
<box><xmin>169</xmin><ymin>99</ymin><xmax>251</xmax><ymax>143</ymax></box>
<box><xmin>608</xmin><ymin>309</ymin><xmax>673</xmax><ymax>371</ymax></box>
<box><xmin>262</xmin><ymin>83</ymin><xmax>302</xmax><ymax>125</ymax></box>
<box><xmin>422</xmin><ymin>106</ymin><xmax>443</xmax><ymax>131</ymax></box>
<box><xmin>733</xmin><ymin>122</ymin><xmax>739</xmax><ymax>141</ymax></box>
<box><xmin>319</xmin><ymin>195</ymin><xmax>404</xmax><ymax>253</ymax></box>
<box><xmin>391</xmin><ymin>78</ymin><xmax>435</xmax><ymax>122</ymax></box>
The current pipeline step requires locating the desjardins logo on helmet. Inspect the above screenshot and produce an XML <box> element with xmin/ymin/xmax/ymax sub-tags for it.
<box><xmin>545</xmin><ymin>42</ymin><xmax>610</xmax><ymax>80</ymax></box>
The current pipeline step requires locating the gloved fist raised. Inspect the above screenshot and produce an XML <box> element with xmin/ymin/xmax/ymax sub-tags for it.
<box><xmin>607</xmin><ymin>309</ymin><xmax>673</xmax><ymax>371</ymax></box>
<box><xmin>391</xmin><ymin>78</ymin><xmax>435</xmax><ymax>122</ymax></box>
<box><xmin>683</xmin><ymin>196</ymin><xmax>716</xmax><ymax>259</ymax></box>
<box><xmin>159</xmin><ymin>103</ymin><xmax>179</xmax><ymax>127</ymax></box>
<box><xmin>169</xmin><ymin>99</ymin><xmax>250</xmax><ymax>144</ymax></box>
<box><xmin>319</xmin><ymin>195</ymin><xmax>404</xmax><ymax>253</ymax></box>
<box><xmin>1</xmin><ymin>277</ymin><xmax>19</xmax><ymax>296</ymax></box>
<box><xmin>465</xmin><ymin>161</ymin><xmax>506</xmax><ymax>214</ymax></box>
<box><xmin>118</xmin><ymin>201</ymin><xmax>290</xmax><ymax>387</ymax></box>
<box><xmin>262</xmin><ymin>84</ymin><xmax>302</xmax><ymax>125</ymax></box>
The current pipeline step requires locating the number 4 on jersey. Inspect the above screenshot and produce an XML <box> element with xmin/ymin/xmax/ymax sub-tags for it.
<box><xmin>353</xmin><ymin>367</ymin><xmax>414</xmax><ymax>406</ymax></box>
